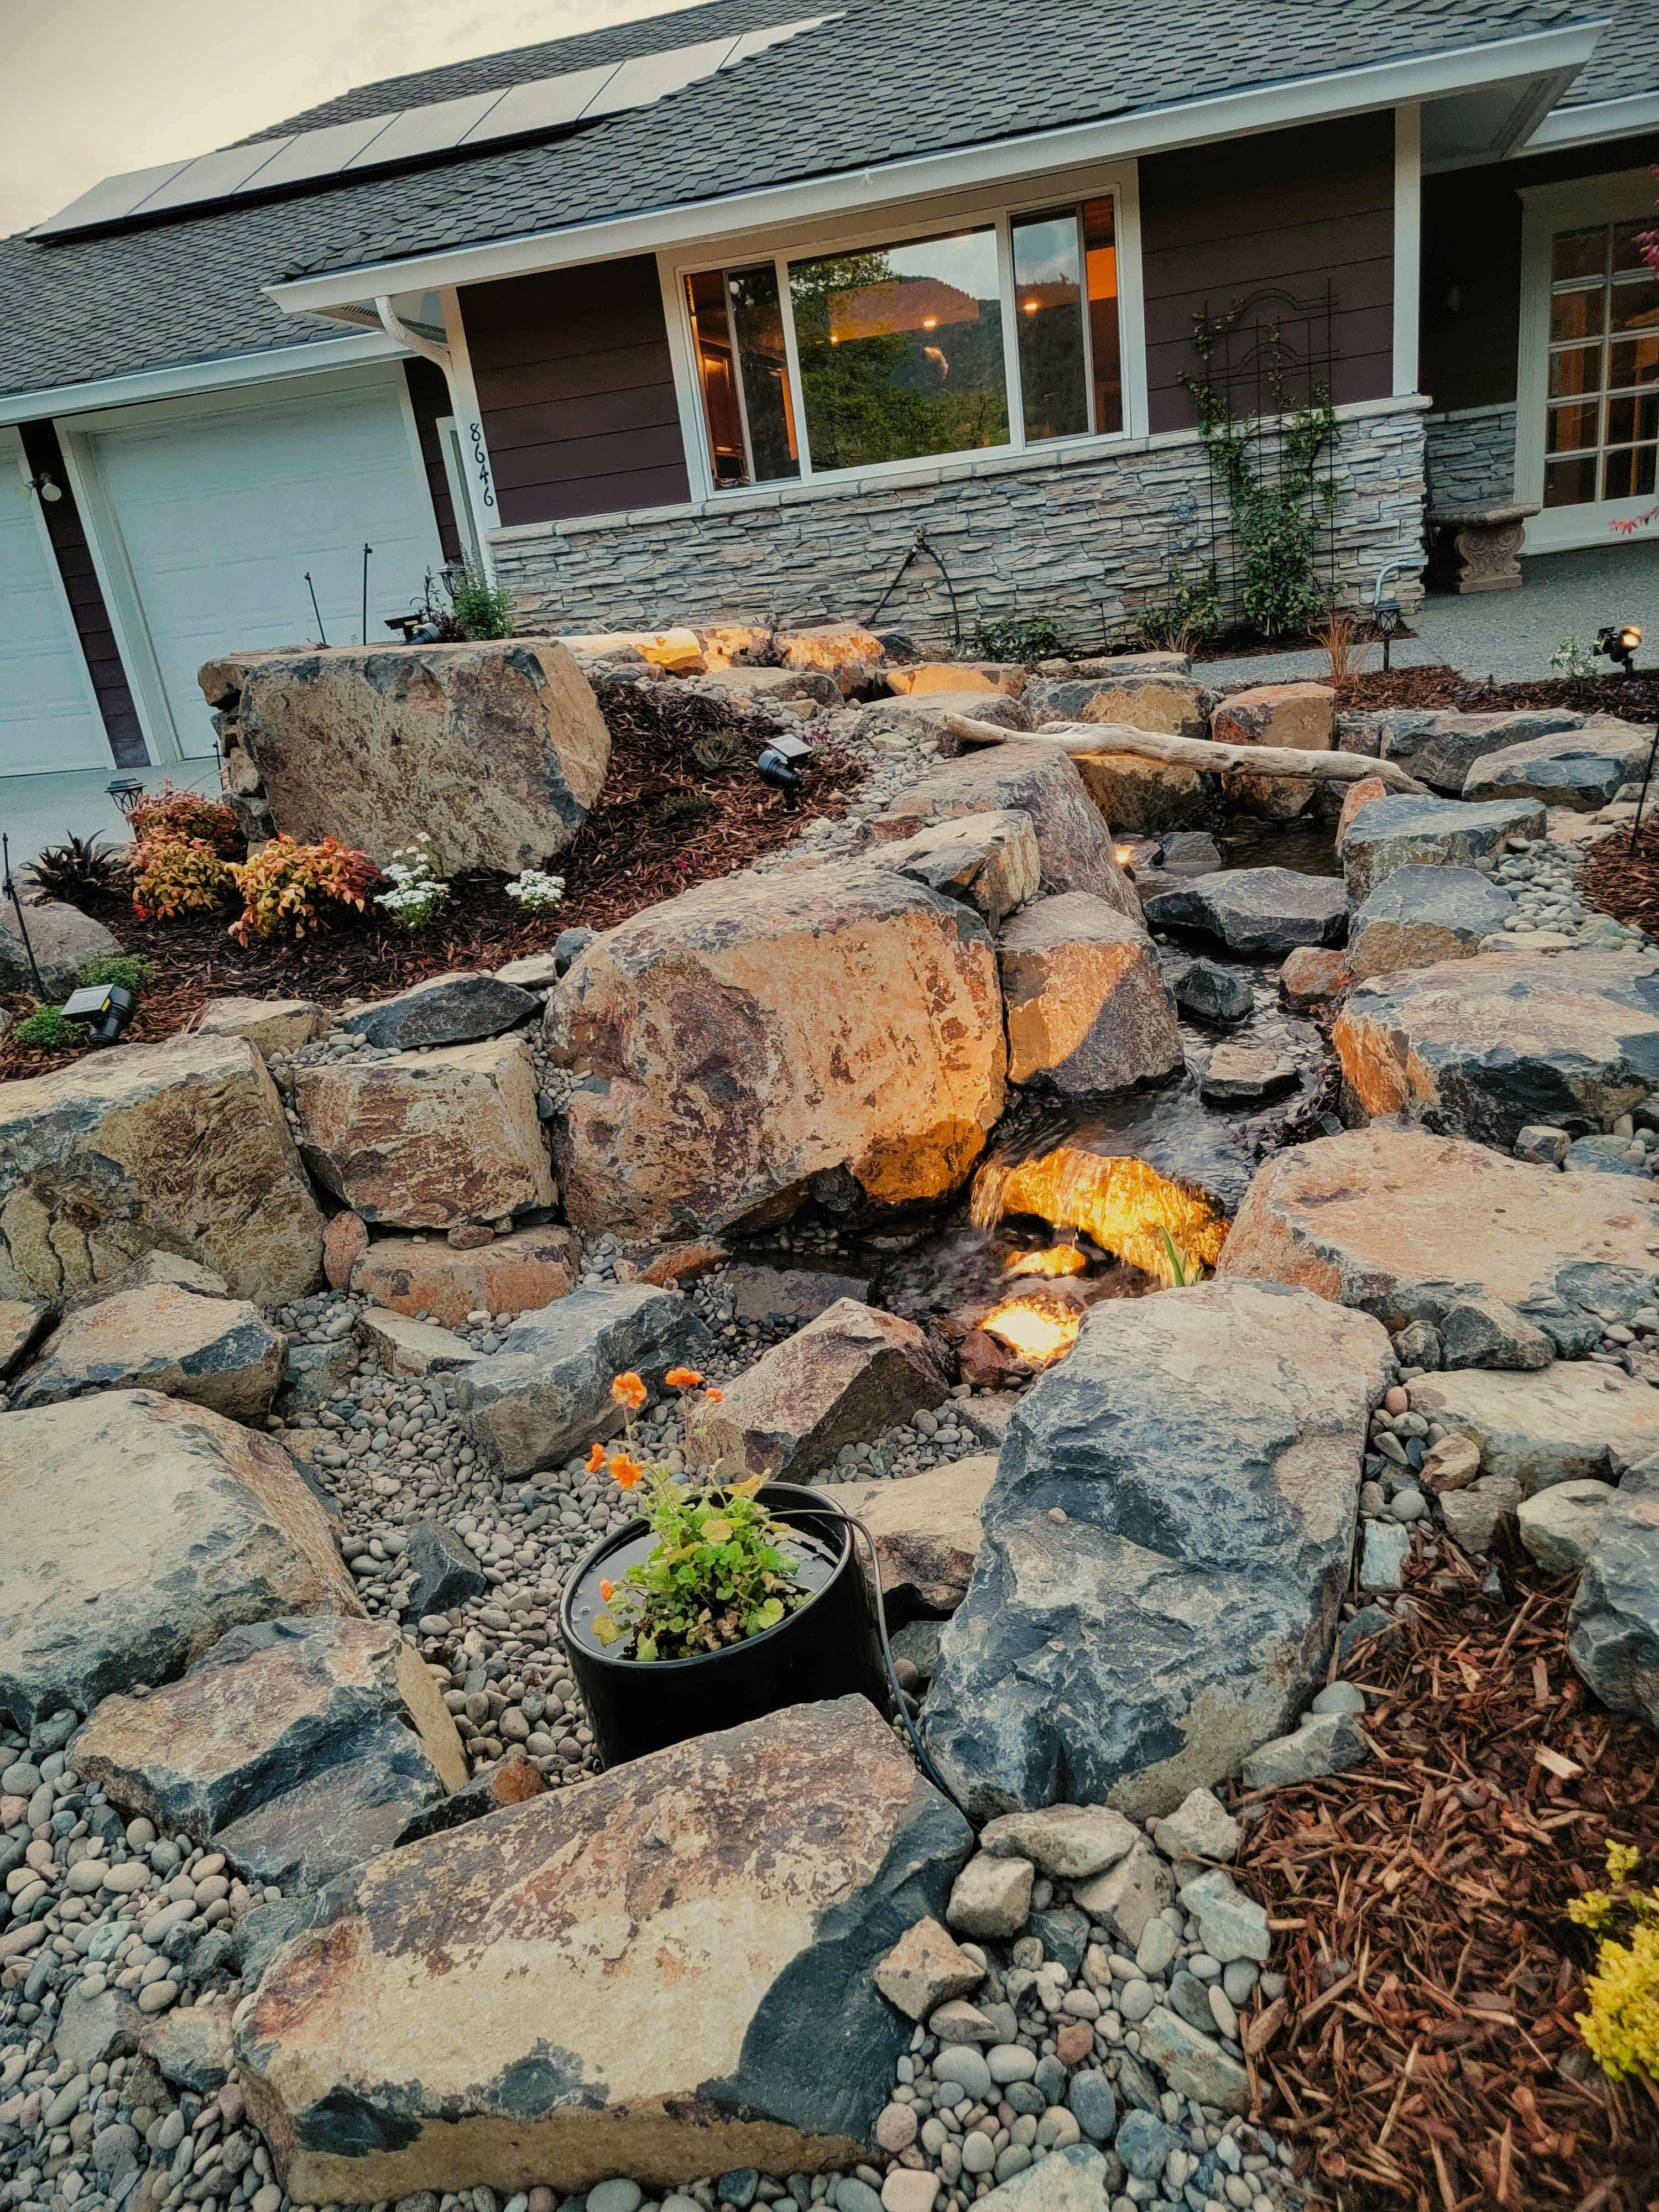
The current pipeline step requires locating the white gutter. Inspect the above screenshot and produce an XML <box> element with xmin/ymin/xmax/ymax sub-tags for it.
<box><xmin>0</xmin><ymin>330</ymin><xmax>406</xmax><ymax>428</ymax></box>
<box><xmin>1521</xmin><ymin>87</ymin><xmax>1659</xmax><ymax>149</ymax></box>
<box><xmin>264</xmin><ymin>19</ymin><xmax>1606</xmax><ymax>311</ymax></box>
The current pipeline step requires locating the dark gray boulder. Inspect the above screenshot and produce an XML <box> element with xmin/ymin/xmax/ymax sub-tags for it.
<box><xmin>920</xmin><ymin>1280</ymin><xmax>1390</xmax><ymax>1820</ymax></box>
<box><xmin>1142</xmin><ymin>868</ymin><xmax>1347</xmax><ymax>956</ymax></box>
<box><xmin>1464</xmin><ymin>722</ymin><xmax>1653</xmax><ymax>812</ymax></box>
<box><xmin>1341</xmin><ymin>794</ymin><xmax>1545</xmax><ymax>902</ymax></box>
<box><xmin>340</xmin><ymin>970</ymin><xmax>540</xmax><ymax>1049</ymax></box>
<box><xmin>405</xmin><ymin>1519</ymin><xmax>488</xmax><ymax>1616</ymax></box>
<box><xmin>1568</xmin><ymin>1458</ymin><xmax>1659</xmax><ymax>1731</ymax></box>
<box><xmin>1391</xmin><ymin>711</ymin><xmax>1585</xmax><ymax>795</ymax></box>
<box><xmin>1347</xmin><ymin>864</ymin><xmax>1514</xmax><ymax>982</ymax></box>
<box><xmin>453</xmin><ymin>1281</ymin><xmax>712</xmax><ymax>1477</ymax></box>
<box><xmin>1169</xmin><ymin>957</ymin><xmax>1253</xmax><ymax>1025</ymax></box>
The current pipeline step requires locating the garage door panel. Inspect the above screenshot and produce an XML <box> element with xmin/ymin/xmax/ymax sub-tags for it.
<box><xmin>0</xmin><ymin>429</ymin><xmax>111</xmax><ymax>775</ymax></box>
<box><xmin>91</xmin><ymin>374</ymin><xmax>442</xmax><ymax>758</ymax></box>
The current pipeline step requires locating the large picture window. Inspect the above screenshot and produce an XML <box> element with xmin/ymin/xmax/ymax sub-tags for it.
<box><xmin>684</xmin><ymin>193</ymin><xmax>1126</xmax><ymax>491</ymax></box>
<box><xmin>1543</xmin><ymin>220</ymin><xmax>1659</xmax><ymax>508</ymax></box>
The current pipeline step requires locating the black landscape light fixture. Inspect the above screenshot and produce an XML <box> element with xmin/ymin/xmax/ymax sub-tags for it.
<box><xmin>60</xmin><ymin>982</ymin><xmax>135</xmax><ymax>1048</ymax></box>
<box><xmin>1597</xmin><ymin>622</ymin><xmax>1643</xmax><ymax>676</ymax></box>
<box><xmin>1371</xmin><ymin>564</ymin><xmax>1405</xmax><ymax>674</ymax></box>
<box><xmin>106</xmin><ymin>776</ymin><xmax>147</xmax><ymax>822</ymax></box>
<box><xmin>756</xmin><ymin>731</ymin><xmax>815</xmax><ymax>803</ymax></box>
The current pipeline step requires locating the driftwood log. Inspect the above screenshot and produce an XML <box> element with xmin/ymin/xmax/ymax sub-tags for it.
<box><xmin>940</xmin><ymin>711</ymin><xmax>1429</xmax><ymax>795</ymax></box>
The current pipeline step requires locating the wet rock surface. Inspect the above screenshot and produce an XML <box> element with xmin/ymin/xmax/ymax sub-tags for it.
<box><xmin>1142</xmin><ymin>869</ymin><xmax>1347</xmax><ymax>957</ymax></box>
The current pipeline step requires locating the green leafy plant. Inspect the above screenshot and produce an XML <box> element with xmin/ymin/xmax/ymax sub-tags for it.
<box><xmin>75</xmin><ymin>953</ymin><xmax>157</xmax><ymax>995</ymax></box>
<box><xmin>9</xmin><ymin>1005</ymin><xmax>82</xmax><ymax>1052</ymax></box>
<box><xmin>1551</xmin><ymin>635</ymin><xmax>1597</xmax><ymax>679</ymax></box>
<box><xmin>692</xmin><ymin>732</ymin><xmax>748</xmax><ymax>771</ymax></box>
<box><xmin>1158</xmin><ymin>1225</ymin><xmax>1190</xmax><ymax>1287</ymax></box>
<box><xmin>32</xmin><ymin>833</ymin><xmax>121</xmax><ymax>904</ymax></box>
<box><xmin>503</xmin><ymin>867</ymin><xmax>566</xmax><ymax>915</ymax></box>
<box><xmin>130</xmin><ymin>836</ymin><xmax>236</xmax><ymax>921</ymax></box>
<box><xmin>1132</xmin><ymin>560</ymin><xmax>1222</xmax><ymax>652</ymax></box>
<box><xmin>588</xmin><ymin>1368</ymin><xmax>816</xmax><ymax>1662</ymax></box>
<box><xmin>444</xmin><ymin>561</ymin><xmax>517</xmax><ymax>641</ymax></box>
<box><xmin>657</xmin><ymin>791</ymin><xmax>716</xmax><ymax>823</ymax></box>
<box><xmin>972</xmin><ymin>614</ymin><xmax>1071</xmax><ymax>666</ymax></box>
<box><xmin>129</xmin><ymin>784</ymin><xmax>242</xmax><ymax>857</ymax></box>
<box><xmin>229</xmin><ymin>835</ymin><xmax>384</xmax><ymax>945</ymax></box>
<box><xmin>1183</xmin><ymin>321</ymin><xmax>1338</xmax><ymax>639</ymax></box>
<box><xmin>1569</xmin><ymin>1839</ymin><xmax>1659</xmax><ymax>2085</ymax></box>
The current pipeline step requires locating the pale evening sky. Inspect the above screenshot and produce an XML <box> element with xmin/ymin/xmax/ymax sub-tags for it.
<box><xmin>1</xmin><ymin>0</ymin><xmax>705</xmax><ymax>237</ymax></box>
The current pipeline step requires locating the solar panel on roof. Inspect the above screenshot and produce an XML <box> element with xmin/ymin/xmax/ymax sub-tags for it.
<box><xmin>29</xmin><ymin>159</ymin><xmax>196</xmax><ymax>237</ymax></box>
<box><xmin>130</xmin><ymin>140</ymin><xmax>301</xmax><ymax>216</ymax></box>
<box><xmin>578</xmin><ymin>35</ymin><xmax>751</xmax><ymax>119</ymax></box>
<box><xmin>228</xmin><ymin>114</ymin><xmax>401</xmax><ymax>194</ymax></box>
<box><xmin>455</xmin><ymin>62</ymin><xmax>622</xmax><ymax>144</ymax></box>
<box><xmin>341</xmin><ymin>87</ymin><xmax>510</xmax><ymax>168</ymax></box>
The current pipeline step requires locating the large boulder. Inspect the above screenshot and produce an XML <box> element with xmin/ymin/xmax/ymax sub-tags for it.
<box><xmin>1346</xmin><ymin>865</ymin><xmax>1515</xmax><ymax>981</ymax></box>
<box><xmin>688</xmin><ymin>1300</ymin><xmax>950</xmax><ymax>1479</ymax></box>
<box><xmin>1210</xmin><ymin>683</ymin><xmax>1335</xmax><ymax>752</ymax></box>
<box><xmin>1463</xmin><ymin>721</ymin><xmax>1653</xmax><ymax>812</ymax></box>
<box><xmin>920</xmin><ymin>1281</ymin><xmax>1390</xmax><ymax>1820</ymax></box>
<box><xmin>1028</xmin><ymin>671</ymin><xmax>1210</xmax><ymax>739</ymax></box>
<box><xmin>815</xmin><ymin>1456</ymin><xmax>996</xmax><ymax>1620</ymax></box>
<box><xmin>453</xmin><ymin>1282</ymin><xmax>711</xmax><ymax>1478</ymax></box>
<box><xmin>195</xmin><ymin>997</ymin><xmax>329</xmax><ymax>1058</ymax></box>
<box><xmin>1407</xmin><ymin>1364</ymin><xmax>1659</xmax><ymax>1492</ymax></box>
<box><xmin>338</xmin><ymin>972</ymin><xmax>540</xmax><ymax>1051</ymax></box>
<box><xmin>1331</xmin><ymin>951</ymin><xmax>1659</xmax><ymax>1147</ymax></box>
<box><xmin>1141</xmin><ymin>868</ymin><xmax>1347</xmax><ymax>957</ymax></box>
<box><xmin>0</xmin><ymin>1391</ymin><xmax>361</xmax><ymax>1729</ymax></box>
<box><xmin>545</xmin><ymin>863</ymin><xmax>1005</xmax><ymax>1239</ymax></box>
<box><xmin>0</xmin><ymin>894</ymin><xmax>125</xmax><ymax>997</ymax></box>
<box><xmin>865</xmin><ymin>810</ymin><xmax>1040</xmax><ymax>931</ymax></box>
<box><xmin>351</xmin><ymin>1227</ymin><xmax>581</xmax><ymax>1329</ymax></box>
<box><xmin>864</xmin><ymin>743</ymin><xmax>1140</xmax><ymax>920</ymax></box>
<box><xmin>10</xmin><ymin>1252</ymin><xmax>286</xmax><ymax>1417</ymax></box>
<box><xmin>997</xmin><ymin>894</ymin><xmax>1182</xmax><ymax>1094</ymax></box>
<box><xmin>293</xmin><ymin>1036</ymin><xmax>554</xmax><ymax>1230</ymax></box>
<box><xmin>1386</xmin><ymin>709</ymin><xmax>1585</xmax><ymax>795</ymax></box>
<box><xmin>1568</xmin><ymin>1458</ymin><xmax>1659</xmax><ymax>1731</ymax></box>
<box><xmin>220</xmin><ymin>642</ymin><xmax>611</xmax><ymax>872</ymax></box>
<box><xmin>0</xmin><ymin>1036</ymin><xmax>324</xmax><ymax>1308</ymax></box>
<box><xmin>1218</xmin><ymin>1127</ymin><xmax>1659</xmax><ymax>1366</ymax></box>
<box><xmin>235</xmin><ymin>1697</ymin><xmax>972</xmax><ymax>2200</ymax></box>
<box><xmin>71</xmin><ymin>1615</ymin><xmax>468</xmax><ymax>1881</ymax></box>
<box><xmin>1065</xmin><ymin>745</ymin><xmax>1222</xmax><ymax>836</ymax></box>
<box><xmin>1340</xmin><ymin>794</ymin><xmax>1545</xmax><ymax>902</ymax></box>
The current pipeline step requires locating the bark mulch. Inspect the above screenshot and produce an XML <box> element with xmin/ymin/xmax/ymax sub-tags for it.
<box><xmin>1333</xmin><ymin>667</ymin><xmax>1659</xmax><ymax>731</ymax></box>
<box><xmin>1231</xmin><ymin>1534</ymin><xmax>1659</xmax><ymax>2212</ymax></box>
<box><xmin>0</xmin><ymin>684</ymin><xmax>862</xmax><ymax>1083</ymax></box>
<box><xmin>1580</xmin><ymin>818</ymin><xmax>1659</xmax><ymax>938</ymax></box>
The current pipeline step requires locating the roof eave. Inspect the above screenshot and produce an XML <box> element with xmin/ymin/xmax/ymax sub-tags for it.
<box><xmin>1519</xmin><ymin>85</ymin><xmax>1659</xmax><ymax>152</ymax></box>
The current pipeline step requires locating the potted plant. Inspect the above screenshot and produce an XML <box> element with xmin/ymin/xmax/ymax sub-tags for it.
<box><xmin>561</xmin><ymin>1369</ymin><xmax>888</xmax><ymax>1766</ymax></box>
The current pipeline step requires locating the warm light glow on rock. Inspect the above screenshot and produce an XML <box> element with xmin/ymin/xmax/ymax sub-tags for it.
<box><xmin>974</xmin><ymin>1144</ymin><xmax>1229</xmax><ymax>1286</ymax></box>
<box><xmin>1008</xmin><ymin>1245</ymin><xmax>1089</xmax><ymax>1279</ymax></box>
<box><xmin>981</xmin><ymin>1294</ymin><xmax>1083</xmax><ymax>1365</ymax></box>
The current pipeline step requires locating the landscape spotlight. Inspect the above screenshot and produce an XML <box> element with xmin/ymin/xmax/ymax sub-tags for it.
<box><xmin>60</xmin><ymin>983</ymin><xmax>135</xmax><ymax>1048</ymax></box>
<box><xmin>755</xmin><ymin>732</ymin><xmax>814</xmax><ymax>801</ymax></box>
<box><xmin>1597</xmin><ymin>622</ymin><xmax>1643</xmax><ymax>675</ymax></box>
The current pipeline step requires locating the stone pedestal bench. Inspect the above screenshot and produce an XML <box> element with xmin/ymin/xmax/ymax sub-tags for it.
<box><xmin>1427</xmin><ymin>503</ymin><xmax>1540</xmax><ymax>594</ymax></box>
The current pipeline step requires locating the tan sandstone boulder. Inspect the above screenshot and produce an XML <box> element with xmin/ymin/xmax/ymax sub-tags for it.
<box><xmin>776</xmin><ymin>620</ymin><xmax>887</xmax><ymax>692</ymax></box>
<box><xmin>0</xmin><ymin>1391</ymin><xmax>361</xmax><ymax>1728</ymax></box>
<box><xmin>351</xmin><ymin>1227</ymin><xmax>581</xmax><ymax>1327</ymax></box>
<box><xmin>235</xmin><ymin>1697</ymin><xmax>972</xmax><ymax>2200</ymax></box>
<box><xmin>886</xmin><ymin>664</ymin><xmax>1025</xmax><ymax>697</ymax></box>
<box><xmin>815</xmin><ymin>1455</ymin><xmax>997</xmax><ymax>1618</ymax></box>
<box><xmin>1066</xmin><ymin>745</ymin><xmax>1221</xmax><ymax>836</ymax></box>
<box><xmin>193</xmin><ymin>998</ymin><xmax>329</xmax><ymax>1058</ymax></box>
<box><xmin>1211</xmin><ymin>682</ymin><xmax>1334</xmax><ymax>821</ymax></box>
<box><xmin>0</xmin><ymin>1035</ymin><xmax>324</xmax><ymax>1308</ymax></box>
<box><xmin>1407</xmin><ymin>1365</ymin><xmax>1659</xmax><ymax>1494</ymax></box>
<box><xmin>998</xmin><ymin>893</ymin><xmax>1183</xmax><ymax>1094</ymax></box>
<box><xmin>293</xmin><ymin>1036</ymin><xmax>554</xmax><ymax>1230</ymax></box>
<box><xmin>221</xmin><ymin>641</ymin><xmax>611</xmax><ymax>873</ymax></box>
<box><xmin>864</xmin><ymin>809</ymin><xmax>1040</xmax><ymax>931</ymax></box>
<box><xmin>545</xmin><ymin>863</ymin><xmax>1005</xmax><ymax>1239</ymax></box>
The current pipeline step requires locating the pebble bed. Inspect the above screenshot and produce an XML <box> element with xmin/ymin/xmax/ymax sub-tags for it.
<box><xmin>1485</xmin><ymin>833</ymin><xmax>1648</xmax><ymax>954</ymax></box>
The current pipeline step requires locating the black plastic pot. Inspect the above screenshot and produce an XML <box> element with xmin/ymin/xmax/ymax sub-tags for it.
<box><xmin>560</xmin><ymin>1482</ymin><xmax>889</xmax><ymax>1768</ymax></box>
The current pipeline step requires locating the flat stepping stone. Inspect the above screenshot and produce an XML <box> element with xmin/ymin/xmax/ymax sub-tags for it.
<box><xmin>1340</xmin><ymin>793</ymin><xmax>1545</xmax><ymax>901</ymax></box>
<box><xmin>1464</xmin><ymin>719</ymin><xmax>1654</xmax><ymax>811</ymax></box>
<box><xmin>1142</xmin><ymin>867</ymin><xmax>1347</xmax><ymax>956</ymax></box>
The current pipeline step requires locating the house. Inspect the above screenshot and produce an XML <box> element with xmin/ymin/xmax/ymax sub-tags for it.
<box><xmin>2</xmin><ymin>0</ymin><xmax>1656</xmax><ymax>779</ymax></box>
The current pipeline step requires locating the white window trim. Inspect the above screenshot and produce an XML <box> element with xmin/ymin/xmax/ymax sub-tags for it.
<box><xmin>1516</xmin><ymin>166</ymin><xmax>1659</xmax><ymax>554</ymax></box>
<box><xmin>659</xmin><ymin>162</ymin><xmax>1147</xmax><ymax>508</ymax></box>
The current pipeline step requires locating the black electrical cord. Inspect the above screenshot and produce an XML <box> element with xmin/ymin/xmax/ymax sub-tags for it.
<box><xmin>868</xmin><ymin>526</ymin><xmax>965</xmax><ymax>655</ymax></box>
<box><xmin>1</xmin><ymin>834</ymin><xmax>46</xmax><ymax>999</ymax></box>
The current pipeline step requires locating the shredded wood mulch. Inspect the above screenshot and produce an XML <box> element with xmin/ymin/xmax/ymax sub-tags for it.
<box><xmin>1333</xmin><ymin>667</ymin><xmax>1659</xmax><ymax>729</ymax></box>
<box><xmin>1580</xmin><ymin>817</ymin><xmax>1659</xmax><ymax>938</ymax></box>
<box><xmin>1230</xmin><ymin>1534</ymin><xmax>1659</xmax><ymax>2212</ymax></box>
<box><xmin>0</xmin><ymin>684</ymin><xmax>861</xmax><ymax>1082</ymax></box>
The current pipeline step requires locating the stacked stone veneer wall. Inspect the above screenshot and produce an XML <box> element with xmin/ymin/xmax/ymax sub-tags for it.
<box><xmin>491</xmin><ymin>398</ymin><xmax>1428</xmax><ymax>645</ymax></box>
<box><xmin>1424</xmin><ymin>404</ymin><xmax>1518</xmax><ymax>513</ymax></box>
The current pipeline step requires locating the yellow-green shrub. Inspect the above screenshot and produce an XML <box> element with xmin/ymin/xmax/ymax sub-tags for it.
<box><xmin>1571</xmin><ymin>1840</ymin><xmax>1659</xmax><ymax>2084</ymax></box>
<box><xmin>130</xmin><ymin>836</ymin><xmax>234</xmax><ymax>921</ymax></box>
<box><xmin>228</xmin><ymin>836</ymin><xmax>383</xmax><ymax>945</ymax></box>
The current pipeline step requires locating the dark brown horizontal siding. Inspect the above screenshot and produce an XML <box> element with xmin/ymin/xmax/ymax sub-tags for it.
<box><xmin>403</xmin><ymin>356</ymin><xmax>465</xmax><ymax>566</ymax></box>
<box><xmin>18</xmin><ymin>419</ymin><xmax>144</xmax><ymax>766</ymax></box>
<box><xmin>1422</xmin><ymin>131</ymin><xmax>1659</xmax><ymax>414</ymax></box>
<box><xmin>1139</xmin><ymin>114</ymin><xmax>1396</xmax><ymax>434</ymax></box>
<box><xmin>461</xmin><ymin>256</ymin><xmax>690</xmax><ymax>526</ymax></box>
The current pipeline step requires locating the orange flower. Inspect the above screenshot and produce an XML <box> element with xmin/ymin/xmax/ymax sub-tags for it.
<box><xmin>705</xmin><ymin>1387</ymin><xmax>724</xmax><ymax>1404</ymax></box>
<box><xmin>599</xmin><ymin>1579</ymin><xmax>615</xmax><ymax>1603</ymax></box>
<box><xmin>610</xmin><ymin>1370</ymin><xmax>648</xmax><ymax>1411</ymax></box>
<box><xmin>586</xmin><ymin>1442</ymin><xmax>607</xmax><ymax>1473</ymax></box>
<box><xmin>609</xmin><ymin>1453</ymin><xmax>644</xmax><ymax>1490</ymax></box>
<box><xmin>665</xmin><ymin>1366</ymin><xmax>705</xmax><ymax>1390</ymax></box>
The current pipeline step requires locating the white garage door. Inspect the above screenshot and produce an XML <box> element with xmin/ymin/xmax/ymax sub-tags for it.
<box><xmin>0</xmin><ymin>428</ymin><xmax>112</xmax><ymax>776</ymax></box>
<box><xmin>84</xmin><ymin>367</ymin><xmax>444</xmax><ymax>757</ymax></box>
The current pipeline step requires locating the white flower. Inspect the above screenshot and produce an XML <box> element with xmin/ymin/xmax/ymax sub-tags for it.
<box><xmin>504</xmin><ymin>868</ymin><xmax>566</xmax><ymax>914</ymax></box>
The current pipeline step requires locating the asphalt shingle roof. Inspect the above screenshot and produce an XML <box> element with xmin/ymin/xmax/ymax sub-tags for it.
<box><xmin>2</xmin><ymin>0</ymin><xmax>1649</xmax><ymax>402</ymax></box>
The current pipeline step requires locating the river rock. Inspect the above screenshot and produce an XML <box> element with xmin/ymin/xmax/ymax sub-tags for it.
<box><xmin>235</xmin><ymin>1696</ymin><xmax>971</xmax><ymax>2199</ymax></box>
<box><xmin>1407</xmin><ymin>1364</ymin><xmax>1659</xmax><ymax>1490</ymax></box>
<box><xmin>0</xmin><ymin>1391</ymin><xmax>361</xmax><ymax>1729</ymax></box>
<box><xmin>222</xmin><ymin>641</ymin><xmax>611</xmax><ymax>872</ymax></box>
<box><xmin>454</xmin><ymin>1282</ymin><xmax>711</xmax><ymax>1478</ymax></box>
<box><xmin>9</xmin><ymin>1251</ymin><xmax>286</xmax><ymax>1417</ymax></box>
<box><xmin>689</xmin><ymin>1300</ymin><xmax>948</xmax><ymax>1480</ymax></box>
<box><xmin>1198</xmin><ymin>1043</ymin><xmax>1298</xmax><ymax>1104</ymax></box>
<box><xmin>998</xmin><ymin>894</ymin><xmax>1182</xmax><ymax>1094</ymax></box>
<box><xmin>72</xmin><ymin>1615</ymin><xmax>467</xmax><ymax>1854</ymax></box>
<box><xmin>545</xmin><ymin>863</ymin><xmax>1005</xmax><ymax>1239</ymax></box>
<box><xmin>1347</xmin><ymin>865</ymin><xmax>1514</xmax><ymax>980</ymax></box>
<box><xmin>1331</xmin><ymin>951</ymin><xmax>1659</xmax><ymax>1146</ymax></box>
<box><xmin>1219</xmin><ymin>1126</ymin><xmax>1659</xmax><ymax>1366</ymax></box>
<box><xmin>351</xmin><ymin>1227</ymin><xmax>581</xmax><ymax>1329</ymax></box>
<box><xmin>1518</xmin><ymin>1480</ymin><xmax>1618</xmax><ymax>1571</ymax></box>
<box><xmin>815</xmin><ymin>1455</ymin><xmax>995</xmax><ymax>1619</ymax></box>
<box><xmin>865</xmin><ymin>810</ymin><xmax>1040</xmax><ymax>932</ymax></box>
<box><xmin>293</xmin><ymin>1035</ymin><xmax>555</xmax><ymax>1230</ymax></box>
<box><xmin>1463</xmin><ymin>720</ymin><xmax>1653</xmax><ymax>811</ymax></box>
<box><xmin>1391</xmin><ymin>709</ymin><xmax>1585</xmax><ymax>795</ymax></box>
<box><xmin>978</xmin><ymin>1803</ymin><xmax>1139</xmax><ymax>1881</ymax></box>
<box><xmin>864</xmin><ymin>742</ymin><xmax>1140</xmax><ymax>920</ymax></box>
<box><xmin>1142</xmin><ymin>868</ymin><xmax>1347</xmax><ymax>956</ymax></box>
<box><xmin>339</xmin><ymin>972</ymin><xmax>541</xmax><ymax>1051</ymax></box>
<box><xmin>873</xmin><ymin>1918</ymin><xmax>986</xmax><ymax>2020</ymax></box>
<box><xmin>920</xmin><ymin>1280</ymin><xmax>1390</xmax><ymax>1820</ymax></box>
<box><xmin>1170</xmin><ymin>957</ymin><xmax>1253</xmax><ymax>1025</ymax></box>
<box><xmin>1340</xmin><ymin>794</ymin><xmax>1545</xmax><ymax>901</ymax></box>
<box><xmin>194</xmin><ymin>997</ymin><xmax>329</xmax><ymax>1058</ymax></box>
<box><xmin>0</xmin><ymin>1035</ymin><xmax>324</xmax><ymax>1307</ymax></box>
<box><xmin>1567</xmin><ymin>1459</ymin><xmax>1659</xmax><ymax>1729</ymax></box>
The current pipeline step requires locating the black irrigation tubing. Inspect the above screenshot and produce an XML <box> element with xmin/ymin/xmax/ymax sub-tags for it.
<box><xmin>868</xmin><ymin>528</ymin><xmax>964</xmax><ymax>654</ymax></box>
<box><xmin>1</xmin><ymin>834</ymin><xmax>45</xmax><ymax>998</ymax></box>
